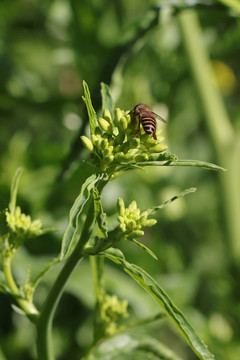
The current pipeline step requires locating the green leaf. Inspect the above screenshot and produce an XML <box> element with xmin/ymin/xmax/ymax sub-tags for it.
<box><xmin>148</xmin><ymin>188</ymin><xmax>197</xmax><ymax>215</ymax></box>
<box><xmin>93</xmin><ymin>187</ymin><xmax>108</xmax><ymax>239</ymax></box>
<box><xmin>31</xmin><ymin>256</ymin><xmax>60</xmax><ymax>289</ymax></box>
<box><xmin>102</xmin><ymin>249</ymin><xmax>215</xmax><ymax>360</ymax></box>
<box><xmin>82</xmin><ymin>80</ymin><xmax>97</xmax><ymax>135</ymax></box>
<box><xmin>60</xmin><ymin>174</ymin><xmax>101</xmax><ymax>260</ymax></box>
<box><xmin>89</xmin><ymin>334</ymin><xmax>183</xmax><ymax>360</ymax></box>
<box><xmin>101</xmin><ymin>82</ymin><xmax>114</xmax><ymax>119</ymax></box>
<box><xmin>131</xmin><ymin>238</ymin><xmax>158</xmax><ymax>260</ymax></box>
<box><xmin>9</xmin><ymin>167</ymin><xmax>23</xmax><ymax>214</ymax></box>
<box><xmin>138</xmin><ymin>158</ymin><xmax>226</xmax><ymax>172</ymax></box>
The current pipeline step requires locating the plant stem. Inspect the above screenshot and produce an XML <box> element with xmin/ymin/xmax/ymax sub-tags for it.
<box><xmin>177</xmin><ymin>9</ymin><xmax>240</xmax><ymax>260</ymax></box>
<box><xmin>37</xmin><ymin>179</ymin><xmax>108</xmax><ymax>360</ymax></box>
<box><xmin>90</xmin><ymin>256</ymin><xmax>104</xmax><ymax>298</ymax></box>
<box><xmin>37</xmin><ymin>200</ymin><xmax>95</xmax><ymax>359</ymax></box>
<box><xmin>3</xmin><ymin>257</ymin><xmax>39</xmax><ymax>322</ymax></box>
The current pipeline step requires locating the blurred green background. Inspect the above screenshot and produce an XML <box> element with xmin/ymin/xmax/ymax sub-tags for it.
<box><xmin>0</xmin><ymin>1</ymin><xmax>240</xmax><ymax>359</ymax></box>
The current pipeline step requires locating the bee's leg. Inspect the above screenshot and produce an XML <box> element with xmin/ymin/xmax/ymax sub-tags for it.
<box><xmin>133</xmin><ymin>119</ymin><xmax>141</xmax><ymax>138</ymax></box>
<box><xmin>153</xmin><ymin>132</ymin><xmax>157</xmax><ymax>140</ymax></box>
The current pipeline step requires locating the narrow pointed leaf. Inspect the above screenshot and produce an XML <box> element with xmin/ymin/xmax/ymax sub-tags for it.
<box><xmin>101</xmin><ymin>82</ymin><xmax>114</xmax><ymax>119</ymax></box>
<box><xmin>131</xmin><ymin>238</ymin><xmax>158</xmax><ymax>260</ymax></box>
<box><xmin>138</xmin><ymin>158</ymin><xmax>226</xmax><ymax>172</ymax></box>
<box><xmin>9</xmin><ymin>167</ymin><xmax>23</xmax><ymax>214</ymax></box>
<box><xmin>148</xmin><ymin>188</ymin><xmax>197</xmax><ymax>215</ymax></box>
<box><xmin>60</xmin><ymin>174</ymin><xmax>101</xmax><ymax>260</ymax></box>
<box><xmin>102</xmin><ymin>249</ymin><xmax>214</xmax><ymax>360</ymax></box>
<box><xmin>32</xmin><ymin>256</ymin><xmax>60</xmax><ymax>288</ymax></box>
<box><xmin>82</xmin><ymin>80</ymin><xmax>97</xmax><ymax>135</ymax></box>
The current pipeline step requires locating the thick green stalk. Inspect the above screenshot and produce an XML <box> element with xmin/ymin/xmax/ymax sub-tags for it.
<box><xmin>177</xmin><ymin>9</ymin><xmax>240</xmax><ymax>260</ymax></box>
<box><xmin>37</xmin><ymin>200</ymin><xmax>95</xmax><ymax>360</ymax></box>
<box><xmin>3</xmin><ymin>257</ymin><xmax>39</xmax><ymax>322</ymax></box>
<box><xmin>36</xmin><ymin>179</ymin><xmax>108</xmax><ymax>360</ymax></box>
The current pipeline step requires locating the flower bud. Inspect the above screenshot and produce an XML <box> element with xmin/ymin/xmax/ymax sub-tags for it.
<box><xmin>112</xmin><ymin>127</ymin><xmax>119</xmax><ymax>136</ymax></box>
<box><xmin>103</xmin><ymin>109</ymin><xmax>112</xmax><ymax>124</ymax></box>
<box><xmin>132</xmin><ymin>208</ymin><xmax>140</xmax><ymax>218</ymax></box>
<box><xmin>98</xmin><ymin>118</ymin><xmax>113</xmax><ymax>134</ymax></box>
<box><xmin>80</xmin><ymin>136</ymin><xmax>93</xmax><ymax>151</ymax></box>
<box><xmin>115</xmin><ymin>108</ymin><xmax>124</xmax><ymax>123</ymax></box>
<box><xmin>104</xmin><ymin>154</ymin><xmax>114</xmax><ymax>164</ymax></box>
<box><xmin>130</xmin><ymin>138</ymin><xmax>140</xmax><ymax>148</ymax></box>
<box><xmin>91</xmin><ymin>134</ymin><xmax>101</xmax><ymax>146</ymax></box>
<box><xmin>100</xmin><ymin>138</ymin><xmax>108</xmax><ymax>150</ymax></box>
<box><xmin>103</xmin><ymin>147</ymin><xmax>113</xmax><ymax>156</ymax></box>
<box><xmin>128</xmin><ymin>200</ymin><xmax>137</xmax><ymax>212</ymax></box>
<box><xmin>124</xmin><ymin>153</ymin><xmax>135</xmax><ymax>161</ymax></box>
<box><xmin>149</xmin><ymin>144</ymin><xmax>168</xmax><ymax>153</ymax></box>
<box><xmin>139</xmin><ymin>212</ymin><xmax>148</xmax><ymax>223</ymax></box>
<box><xmin>135</xmin><ymin>224</ymin><xmax>142</xmax><ymax>230</ymax></box>
<box><xmin>129</xmin><ymin>230</ymin><xmax>144</xmax><ymax>238</ymax></box>
<box><xmin>135</xmin><ymin>154</ymin><xmax>149</xmax><ymax>162</ymax></box>
<box><xmin>126</xmin><ymin>219</ymin><xmax>136</xmax><ymax>231</ymax></box>
<box><xmin>142</xmin><ymin>218</ymin><xmax>157</xmax><ymax>227</ymax></box>
<box><xmin>117</xmin><ymin>198</ymin><xmax>125</xmax><ymax>216</ymax></box>
<box><xmin>117</xmin><ymin>215</ymin><xmax>124</xmax><ymax>224</ymax></box>
<box><xmin>125</xmin><ymin>113</ymin><xmax>131</xmax><ymax>125</ymax></box>
<box><xmin>119</xmin><ymin>117</ymin><xmax>128</xmax><ymax>131</ymax></box>
<box><xmin>114</xmin><ymin>152</ymin><xmax>125</xmax><ymax>162</ymax></box>
<box><xmin>120</xmin><ymin>223</ymin><xmax>126</xmax><ymax>232</ymax></box>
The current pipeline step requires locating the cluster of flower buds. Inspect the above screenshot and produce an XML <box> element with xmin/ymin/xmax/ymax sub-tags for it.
<box><xmin>98</xmin><ymin>291</ymin><xmax>129</xmax><ymax>336</ymax></box>
<box><xmin>2</xmin><ymin>207</ymin><xmax>43</xmax><ymax>257</ymax></box>
<box><xmin>117</xmin><ymin>198</ymin><xmax>157</xmax><ymax>240</ymax></box>
<box><xmin>81</xmin><ymin>108</ymin><xmax>167</xmax><ymax>172</ymax></box>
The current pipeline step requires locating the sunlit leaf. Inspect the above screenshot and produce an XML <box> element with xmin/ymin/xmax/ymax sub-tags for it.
<box><xmin>139</xmin><ymin>159</ymin><xmax>226</xmax><ymax>172</ymax></box>
<box><xmin>82</xmin><ymin>80</ymin><xmax>98</xmax><ymax>135</ymax></box>
<box><xmin>148</xmin><ymin>188</ymin><xmax>197</xmax><ymax>214</ymax></box>
<box><xmin>31</xmin><ymin>256</ymin><xmax>60</xmax><ymax>288</ymax></box>
<box><xmin>102</xmin><ymin>249</ymin><xmax>215</xmax><ymax>360</ymax></box>
<box><xmin>101</xmin><ymin>82</ymin><xmax>114</xmax><ymax>119</ymax></box>
<box><xmin>131</xmin><ymin>238</ymin><xmax>158</xmax><ymax>260</ymax></box>
<box><xmin>9</xmin><ymin>167</ymin><xmax>23</xmax><ymax>214</ymax></box>
<box><xmin>60</xmin><ymin>174</ymin><xmax>101</xmax><ymax>260</ymax></box>
<box><xmin>89</xmin><ymin>334</ymin><xmax>183</xmax><ymax>360</ymax></box>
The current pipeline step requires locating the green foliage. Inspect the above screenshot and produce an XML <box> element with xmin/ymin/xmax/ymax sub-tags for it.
<box><xmin>0</xmin><ymin>1</ymin><xmax>239</xmax><ymax>360</ymax></box>
<box><xmin>88</xmin><ymin>334</ymin><xmax>183</xmax><ymax>360</ymax></box>
<box><xmin>60</xmin><ymin>174</ymin><xmax>102</xmax><ymax>260</ymax></box>
<box><xmin>1</xmin><ymin>169</ymin><xmax>45</xmax><ymax>259</ymax></box>
<box><xmin>0</xmin><ymin>81</ymin><xmax>224</xmax><ymax>360</ymax></box>
<box><xmin>94</xmin><ymin>290</ymin><xmax>129</xmax><ymax>339</ymax></box>
<box><xmin>103</xmin><ymin>248</ymin><xmax>214</xmax><ymax>360</ymax></box>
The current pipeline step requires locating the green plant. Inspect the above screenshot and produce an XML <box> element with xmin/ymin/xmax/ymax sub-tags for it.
<box><xmin>0</xmin><ymin>82</ymin><xmax>225</xmax><ymax>360</ymax></box>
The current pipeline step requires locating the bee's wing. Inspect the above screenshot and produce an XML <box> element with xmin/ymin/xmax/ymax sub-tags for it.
<box><xmin>152</xmin><ymin>112</ymin><xmax>167</xmax><ymax>124</ymax></box>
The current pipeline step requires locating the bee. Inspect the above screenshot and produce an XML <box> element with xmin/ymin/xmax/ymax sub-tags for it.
<box><xmin>130</xmin><ymin>103</ymin><xmax>167</xmax><ymax>140</ymax></box>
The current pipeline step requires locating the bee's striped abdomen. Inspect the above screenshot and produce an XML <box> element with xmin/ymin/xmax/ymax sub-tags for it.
<box><xmin>141</xmin><ymin>115</ymin><xmax>156</xmax><ymax>136</ymax></box>
<box><xmin>132</xmin><ymin>104</ymin><xmax>164</xmax><ymax>140</ymax></box>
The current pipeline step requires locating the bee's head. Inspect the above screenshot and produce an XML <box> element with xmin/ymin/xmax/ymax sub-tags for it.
<box><xmin>134</xmin><ymin>104</ymin><xmax>151</xmax><ymax>114</ymax></box>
